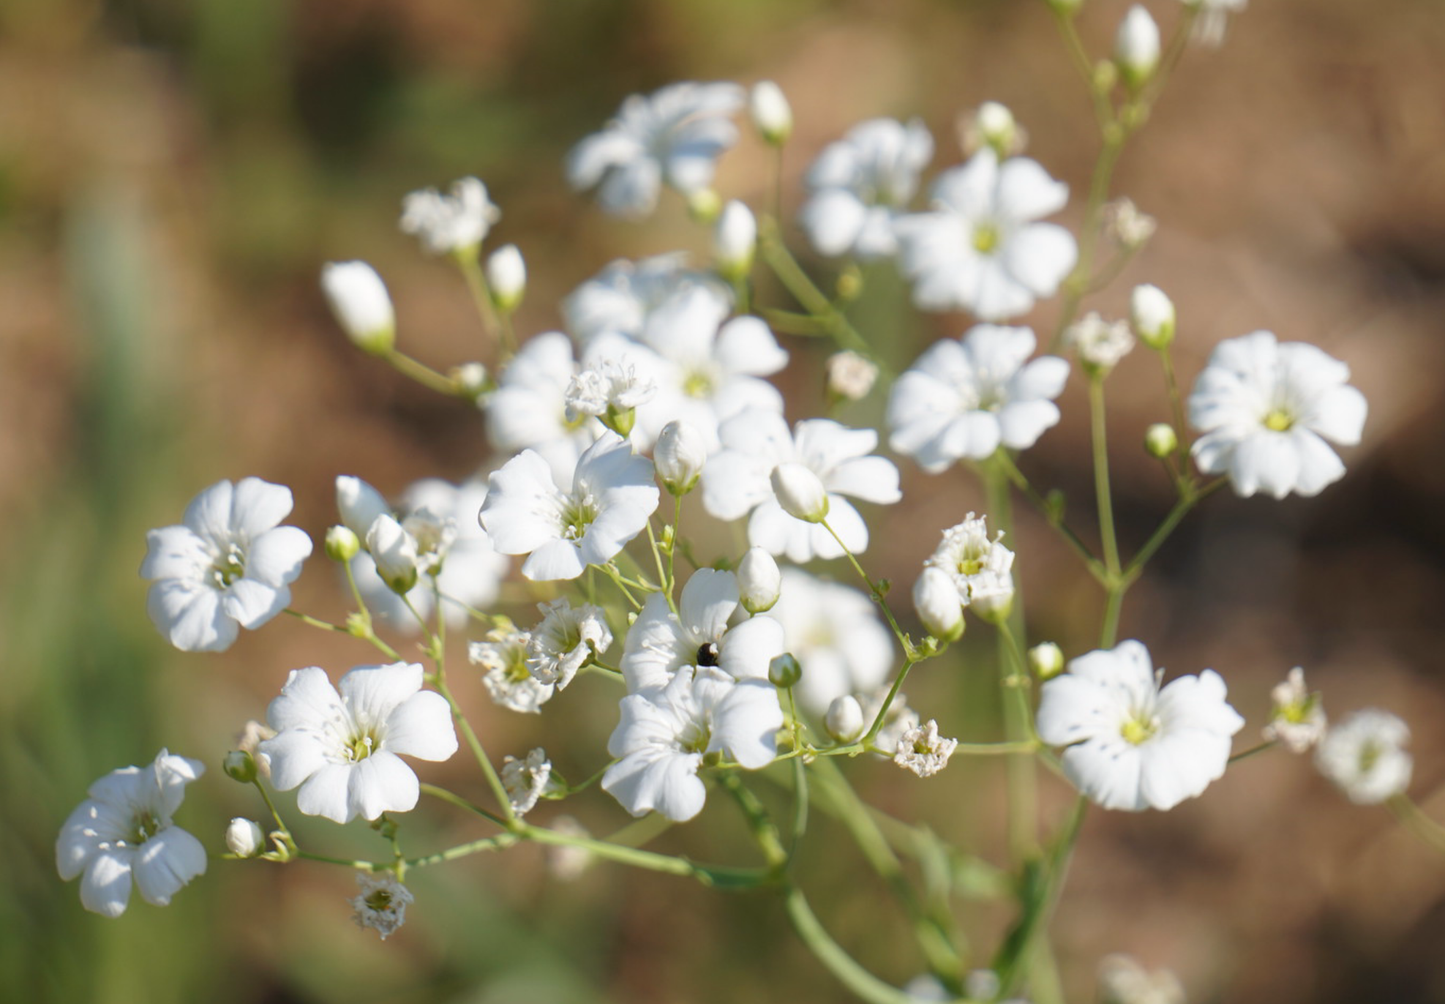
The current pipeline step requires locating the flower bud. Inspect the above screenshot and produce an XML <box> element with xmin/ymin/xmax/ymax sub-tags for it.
<box><xmin>223</xmin><ymin>749</ymin><xmax>258</xmax><ymax>784</ymax></box>
<box><xmin>972</xmin><ymin>101</ymin><xmax>1021</xmax><ymax>157</ymax></box>
<box><xmin>686</xmin><ymin>187</ymin><xmax>722</xmax><ymax>224</ymax></box>
<box><xmin>825</xmin><ymin>351</ymin><xmax>879</xmax><ymax>404</ymax></box>
<box><xmin>768</xmin><ymin>652</ymin><xmax>803</xmax><ymax>689</ymax></box>
<box><xmin>913</xmin><ymin>567</ymin><xmax>964</xmax><ymax>643</ymax></box>
<box><xmin>1130</xmin><ymin>283</ymin><xmax>1176</xmax><ymax>349</ymax></box>
<box><xmin>1144</xmin><ymin>422</ymin><xmax>1178</xmax><ymax>459</ymax></box>
<box><xmin>486</xmin><ymin>244</ymin><xmax>526</xmax><ymax>313</ymax></box>
<box><xmin>750</xmin><ymin>80</ymin><xmax>793</xmax><ymax>145</ymax></box>
<box><xmin>1114</xmin><ymin>6</ymin><xmax>1160</xmax><ymax>90</ymax></box>
<box><xmin>366</xmin><ymin>514</ymin><xmax>419</xmax><ymax>594</ymax></box>
<box><xmin>321</xmin><ymin>261</ymin><xmax>395</xmax><ymax>355</ymax></box>
<box><xmin>225</xmin><ymin>817</ymin><xmax>265</xmax><ymax>858</ymax></box>
<box><xmin>771</xmin><ymin>463</ymin><xmax>829</xmax><ymax>523</ymax></box>
<box><xmin>1028</xmin><ymin>642</ymin><xmax>1065</xmax><ymax>681</ymax></box>
<box><xmin>655</xmin><ymin>420</ymin><xmax>707</xmax><ymax>495</ymax></box>
<box><xmin>714</xmin><ymin>201</ymin><xmax>757</xmax><ymax>280</ymax></box>
<box><xmin>737</xmin><ymin>547</ymin><xmax>782</xmax><ymax>614</ymax></box>
<box><xmin>452</xmin><ymin>361</ymin><xmax>489</xmax><ymax>400</ymax></box>
<box><xmin>324</xmin><ymin>525</ymin><xmax>361</xmax><ymax>563</ymax></box>
<box><xmin>825</xmin><ymin>695</ymin><xmax>865</xmax><ymax>744</ymax></box>
<box><xmin>335</xmin><ymin>475</ymin><xmax>390</xmax><ymax>541</ymax></box>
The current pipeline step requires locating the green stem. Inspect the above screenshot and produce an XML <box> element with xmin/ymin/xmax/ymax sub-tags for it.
<box><xmin>420</xmin><ymin>782</ymin><xmax>508</xmax><ymax>828</ymax></box>
<box><xmin>758</xmin><ymin>222</ymin><xmax>876</xmax><ymax>360</ymax></box>
<box><xmin>384</xmin><ymin>348</ymin><xmax>463</xmax><ymax>397</ymax></box>
<box><xmin>454</xmin><ymin>248</ymin><xmax>512</xmax><ymax>358</ymax></box>
<box><xmin>1227</xmin><ymin>740</ymin><xmax>1277</xmax><ymax>765</ymax></box>
<box><xmin>997</xmin><ymin>795</ymin><xmax>1088</xmax><ymax>998</ymax></box>
<box><xmin>783</xmin><ymin>885</ymin><xmax>927</xmax><ymax>1004</ymax></box>
<box><xmin>994</xmin><ymin>451</ymin><xmax>1106</xmax><ymax>582</ymax></box>
<box><xmin>820</xmin><ymin>519</ymin><xmax>911</xmax><ymax>653</ymax></box>
<box><xmin>1388</xmin><ymin>796</ymin><xmax>1445</xmax><ymax>857</ymax></box>
<box><xmin>521</xmin><ymin>822</ymin><xmax>771</xmax><ymax>888</ymax></box>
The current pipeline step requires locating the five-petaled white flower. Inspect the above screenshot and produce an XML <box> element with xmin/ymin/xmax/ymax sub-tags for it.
<box><xmin>470</xmin><ymin>624</ymin><xmax>554</xmax><ymax>714</ymax></box>
<box><xmin>501</xmin><ymin>748</ymin><xmax>556</xmax><ymax>816</ymax></box>
<box><xmin>563</xmin><ymin>253</ymin><xmax>731</xmax><ymax>348</ymax></box>
<box><xmin>622</xmin><ymin>568</ymin><xmax>786</xmax><ymax>692</ymax></box>
<box><xmin>894</xmin><ymin>720</ymin><xmax>959</xmax><ymax>778</ymax></box>
<box><xmin>260</xmin><ymin>662</ymin><xmax>458</xmax><ymax>824</ymax></box>
<box><xmin>526</xmin><ymin>598</ymin><xmax>613</xmax><ymax>689</ymax></box>
<box><xmin>1035</xmin><ymin>640</ymin><xmax>1245</xmax><ymax>812</ymax></box>
<box><xmin>894</xmin><ymin>148</ymin><xmax>1077</xmax><ymax>320</ymax></box>
<box><xmin>1315</xmin><ymin>708</ymin><xmax>1412</xmax><ymax>805</ymax></box>
<box><xmin>481</xmin><ymin>430</ymin><xmax>660</xmax><ymax>581</ymax></box>
<box><xmin>1188</xmin><ymin>331</ymin><xmax>1367</xmax><ymax>499</ymax></box>
<box><xmin>140</xmin><ymin>477</ymin><xmax>313</xmax><ymax>652</ymax></box>
<box><xmin>486</xmin><ymin>331</ymin><xmax>603</xmax><ymax>490</ymax></box>
<box><xmin>702</xmin><ymin>410</ymin><xmax>901</xmax><ymax>562</ymax></box>
<box><xmin>400</xmin><ymin>177</ymin><xmax>500</xmax><ymax>255</ymax></box>
<box><xmin>771</xmin><ymin>569</ymin><xmax>894</xmax><ymax>715</ymax></box>
<box><xmin>1262</xmin><ymin>667</ymin><xmax>1326</xmax><ymax>754</ymax></box>
<box><xmin>888</xmin><ymin>325</ymin><xmax>1069</xmax><ymax>471</ymax></box>
<box><xmin>798</xmin><ymin>117</ymin><xmax>934</xmax><ymax>259</ymax></box>
<box><xmin>566</xmin><ymin>82</ymin><xmax>744</xmax><ymax>217</ymax></box>
<box><xmin>603</xmin><ymin>667</ymin><xmax>783</xmax><ymax>822</ymax></box>
<box><xmin>57</xmin><ymin>750</ymin><xmax>208</xmax><ymax>918</ymax></box>
<box><xmin>924</xmin><ymin>513</ymin><xmax>1016</xmax><ymax>621</ymax></box>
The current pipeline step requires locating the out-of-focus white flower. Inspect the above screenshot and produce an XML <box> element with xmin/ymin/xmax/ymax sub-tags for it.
<box><xmin>1029</xmin><ymin>642</ymin><xmax>1065</xmax><ymax>681</ymax></box>
<box><xmin>57</xmin><ymin>750</ymin><xmax>207</xmax><ymax>917</ymax></box>
<box><xmin>470</xmin><ymin>625</ymin><xmax>554</xmax><ymax>714</ymax></box>
<box><xmin>1130</xmin><ymin>284</ymin><xmax>1176</xmax><ymax>350</ymax></box>
<box><xmin>1186</xmin><ymin>0</ymin><xmax>1248</xmax><ymax>47</ymax></box>
<box><xmin>772</xmin><ymin>569</ymin><xmax>894</xmax><ymax>715</ymax></box>
<box><xmin>1145</xmin><ymin>423</ymin><xmax>1179</xmax><ymax>459</ymax></box>
<box><xmin>486</xmin><ymin>331</ymin><xmax>601</xmax><ymax>489</ymax></box>
<box><xmin>486</xmin><ymin>244</ymin><xmax>526</xmax><ymax>312</ymax></box>
<box><xmin>225</xmin><ymin>818</ymin><xmax>265</xmax><ymax>858</ymax></box>
<box><xmin>336</xmin><ymin>475</ymin><xmax>389</xmax><ymax>541</ymax></box>
<box><xmin>236</xmin><ymin>720</ymin><xmax>275</xmax><ymax>780</ymax></box>
<box><xmin>603</xmin><ymin>667</ymin><xmax>783</xmax><ymax>821</ymax></box>
<box><xmin>567</xmin><ymin>82</ymin><xmax>744</xmax><ymax>217</ymax></box>
<box><xmin>715</xmin><ymin>201</ymin><xmax>757</xmax><ymax>278</ymax></box>
<box><xmin>622</xmin><ymin>569</ymin><xmax>785</xmax><ymax>692</ymax></box>
<box><xmin>350</xmin><ymin>871</ymin><xmax>413</xmax><ymax>941</ymax></box>
<box><xmin>321</xmin><ymin>262</ymin><xmax>395</xmax><ymax>355</ymax></box>
<box><xmin>825</xmin><ymin>351</ymin><xmax>879</xmax><ymax>403</ymax></box>
<box><xmin>961</xmin><ymin>101</ymin><xmax>1025</xmax><ymax>158</ymax></box>
<box><xmin>481</xmin><ymin>431</ymin><xmax>659</xmax><ymax>581</ymax></box>
<box><xmin>1098</xmin><ymin>954</ymin><xmax>1186</xmax><ymax>1004</ymax></box>
<box><xmin>400</xmin><ymin>176</ymin><xmax>500</xmax><ymax>256</ymax></box>
<box><xmin>749</xmin><ymin>80</ymin><xmax>792</xmax><ymax>144</ymax></box>
<box><xmin>1115</xmin><ymin>6</ymin><xmax>1161</xmax><ymax>88</ymax></box>
<box><xmin>1316</xmin><ymin>708</ymin><xmax>1412</xmax><ymax>804</ymax></box>
<box><xmin>859</xmin><ymin>687</ymin><xmax>921</xmax><ymax>755</ymax></box>
<box><xmin>140</xmin><ymin>477</ymin><xmax>313</xmax><ymax>653</ymax></box>
<box><xmin>501</xmin><ymin>748</ymin><xmax>555</xmax><ymax>816</ymax></box>
<box><xmin>260</xmin><ymin>662</ymin><xmax>458</xmax><ymax>824</ymax></box>
<box><xmin>325</xmin><ymin>525</ymin><xmax>361</xmax><ymax>563</ymax></box>
<box><xmin>1067</xmin><ymin>312</ymin><xmax>1136</xmax><ymax>373</ymax></box>
<box><xmin>904</xmin><ymin>974</ymin><xmax>951</xmax><ymax>1002</ymax></box>
<box><xmin>894</xmin><ymin>148</ymin><xmax>1076</xmax><ymax>320</ymax></box>
<box><xmin>888</xmin><ymin>324</ymin><xmax>1069</xmax><ymax>472</ymax></box>
<box><xmin>737</xmin><ymin>547</ymin><xmax>781</xmax><ymax>615</ymax></box>
<box><xmin>703</xmin><ymin>410</ymin><xmax>901</xmax><ymax>562</ymax></box>
<box><xmin>826</xmin><ymin>694</ymin><xmax>866</xmax><ymax>743</ymax></box>
<box><xmin>1036</xmin><ymin>640</ymin><xmax>1245</xmax><ymax>811</ymax></box>
<box><xmin>1262</xmin><ymin>667</ymin><xmax>1326</xmax><ymax>753</ymax></box>
<box><xmin>527</xmin><ymin>598</ymin><xmax>613</xmax><ymax>690</ymax></box>
<box><xmin>913</xmin><ymin>567</ymin><xmax>965</xmax><ymax>642</ymax></box>
<box><xmin>545</xmin><ymin>815</ymin><xmax>593</xmax><ymax>881</ymax></box>
<box><xmin>924</xmin><ymin>513</ymin><xmax>1016</xmax><ymax>622</ymax></box>
<box><xmin>799</xmin><ymin>118</ymin><xmax>933</xmax><ymax>259</ymax></box>
<box><xmin>1105</xmin><ymin>197</ymin><xmax>1157</xmax><ymax>250</ymax></box>
<box><xmin>563</xmin><ymin>253</ymin><xmax>731</xmax><ymax>348</ymax></box>
<box><xmin>1188</xmin><ymin>331</ymin><xmax>1367</xmax><ymax>499</ymax></box>
<box><xmin>655</xmin><ymin>420</ymin><xmax>708</xmax><ymax>496</ymax></box>
<box><xmin>894</xmin><ymin>719</ymin><xmax>959</xmax><ymax>777</ymax></box>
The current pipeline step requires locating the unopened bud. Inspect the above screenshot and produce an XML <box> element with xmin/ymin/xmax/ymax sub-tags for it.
<box><xmin>970</xmin><ymin>101</ymin><xmax>1023</xmax><ymax>157</ymax></box>
<box><xmin>771</xmin><ymin>463</ymin><xmax>829</xmax><ymax>523</ymax></box>
<box><xmin>825</xmin><ymin>351</ymin><xmax>879</xmax><ymax>404</ymax></box>
<box><xmin>321</xmin><ymin>261</ymin><xmax>395</xmax><ymax>356</ymax></box>
<box><xmin>655</xmin><ymin>420</ymin><xmax>707</xmax><ymax>495</ymax></box>
<box><xmin>486</xmin><ymin>244</ymin><xmax>526</xmax><ymax>313</ymax></box>
<box><xmin>1145</xmin><ymin>423</ymin><xmax>1178</xmax><ymax>459</ymax></box>
<box><xmin>714</xmin><ymin>201</ymin><xmax>757</xmax><ymax>280</ymax></box>
<box><xmin>825</xmin><ymin>695</ymin><xmax>865</xmax><ymax>744</ymax></box>
<box><xmin>452</xmin><ymin>361</ymin><xmax>489</xmax><ymax>400</ymax></box>
<box><xmin>750</xmin><ymin>80</ymin><xmax>793</xmax><ymax>145</ymax></box>
<box><xmin>366</xmin><ymin>514</ymin><xmax>419</xmax><ymax>594</ymax></box>
<box><xmin>1114</xmin><ymin>6</ymin><xmax>1161</xmax><ymax>90</ymax></box>
<box><xmin>768</xmin><ymin>652</ymin><xmax>803</xmax><ymax>689</ymax></box>
<box><xmin>324</xmin><ymin>525</ymin><xmax>361</xmax><ymax>562</ymax></box>
<box><xmin>223</xmin><ymin>750</ymin><xmax>258</xmax><ymax>784</ymax></box>
<box><xmin>1029</xmin><ymin>642</ymin><xmax>1065</xmax><ymax>681</ymax></box>
<box><xmin>738</xmin><ymin>547</ymin><xmax>782</xmax><ymax>614</ymax></box>
<box><xmin>686</xmin><ymin>188</ymin><xmax>722</xmax><ymax>225</ymax></box>
<box><xmin>1130</xmin><ymin>283</ymin><xmax>1176</xmax><ymax>349</ymax></box>
<box><xmin>913</xmin><ymin>567</ymin><xmax>964</xmax><ymax>643</ymax></box>
<box><xmin>225</xmin><ymin>817</ymin><xmax>265</xmax><ymax>858</ymax></box>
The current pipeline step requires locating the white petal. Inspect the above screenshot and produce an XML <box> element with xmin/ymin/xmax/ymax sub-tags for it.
<box><xmin>246</xmin><ymin>526</ymin><xmax>313</xmax><ymax>586</ymax></box>
<box><xmin>296</xmin><ymin>763</ymin><xmax>359</xmax><ymax>823</ymax></box>
<box><xmin>1001</xmin><ymin>224</ymin><xmax>1077</xmax><ymax>297</ymax></box>
<box><xmin>79</xmin><ymin>850</ymin><xmax>133</xmax><ymax>917</ymax></box>
<box><xmin>714</xmin><ymin>316</ymin><xmax>788</xmax><ymax>377</ymax></box>
<box><xmin>230</xmin><ymin>477</ymin><xmax>295</xmax><ymax>539</ymax></box>
<box><xmin>522</xmin><ymin>539</ymin><xmax>587</xmax><ymax>581</ymax></box>
<box><xmin>139</xmin><ymin>526</ymin><xmax>207</xmax><ymax>581</ymax></box>
<box><xmin>799</xmin><ymin>189</ymin><xmax>868</xmax><ymax>257</ymax></box>
<box><xmin>718</xmin><ymin>615</ymin><xmax>785</xmax><ymax>682</ymax></box>
<box><xmin>132</xmin><ymin>828</ymin><xmax>206</xmax><ymax>906</ymax></box>
<box><xmin>710</xmin><ymin>681</ymin><xmax>784</xmax><ymax>769</ymax></box>
<box><xmin>348</xmin><ymin>751</ymin><xmax>420</xmax><ymax>820</ymax></box>
<box><xmin>825</xmin><ymin>455</ymin><xmax>901</xmax><ymax>504</ymax></box>
<box><xmin>994</xmin><ymin>157</ymin><xmax>1069</xmax><ymax>222</ymax></box>
<box><xmin>222</xmin><ymin>578</ymin><xmax>286</xmax><ymax>630</ymax></box>
<box><xmin>678</xmin><ymin>569</ymin><xmax>740</xmax><ymax>643</ymax></box>
<box><xmin>338</xmin><ymin>662</ymin><xmax>424</xmax><ymax>724</ymax></box>
<box><xmin>182</xmin><ymin>480</ymin><xmax>234</xmax><ymax>542</ymax></box>
<box><xmin>1305</xmin><ymin>384</ymin><xmax>1367</xmax><ymax>446</ymax></box>
<box><xmin>383</xmin><ymin>690</ymin><xmax>459</xmax><ymax>762</ymax></box>
<box><xmin>147</xmin><ymin>581</ymin><xmax>237</xmax><ymax>653</ymax></box>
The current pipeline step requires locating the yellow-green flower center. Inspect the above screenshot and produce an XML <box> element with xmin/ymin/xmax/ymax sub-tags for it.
<box><xmin>683</xmin><ymin>371</ymin><xmax>714</xmax><ymax>399</ymax></box>
<box><xmin>128</xmin><ymin>810</ymin><xmax>161</xmax><ymax>845</ymax></box>
<box><xmin>347</xmin><ymin>731</ymin><xmax>378</xmax><ymax>762</ymax></box>
<box><xmin>972</xmin><ymin>223</ymin><xmax>1000</xmax><ymax>255</ymax></box>
<box><xmin>1120</xmin><ymin>711</ymin><xmax>1160</xmax><ymax>746</ymax></box>
<box><xmin>1263</xmin><ymin>409</ymin><xmax>1294</xmax><ymax>432</ymax></box>
<box><xmin>212</xmin><ymin>543</ymin><xmax>246</xmax><ymax>588</ymax></box>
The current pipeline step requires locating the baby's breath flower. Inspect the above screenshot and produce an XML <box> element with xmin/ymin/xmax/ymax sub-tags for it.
<box><xmin>1098</xmin><ymin>954</ymin><xmax>1186</xmax><ymax>1004</ymax></box>
<box><xmin>1262</xmin><ymin>668</ymin><xmax>1326</xmax><ymax>753</ymax></box>
<box><xmin>400</xmin><ymin>177</ymin><xmax>500</xmax><ymax>256</ymax></box>
<box><xmin>225</xmin><ymin>818</ymin><xmax>264</xmax><ymax>858</ymax></box>
<box><xmin>1104</xmin><ymin>198</ymin><xmax>1156</xmax><ymax>250</ymax></box>
<box><xmin>924</xmin><ymin>513</ymin><xmax>1016</xmax><ymax>622</ymax></box>
<box><xmin>826</xmin><ymin>695</ymin><xmax>866</xmax><ymax>744</ymax></box>
<box><xmin>825</xmin><ymin>351</ymin><xmax>879</xmax><ymax>403</ymax></box>
<box><xmin>486</xmin><ymin>244</ymin><xmax>526</xmax><ymax>311</ymax></box>
<box><xmin>894</xmin><ymin>719</ymin><xmax>959</xmax><ymax>777</ymax></box>
<box><xmin>1067</xmin><ymin>312</ymin><xmax>1136</xmax><ymax>374</ymax></box>
<box><xmin>526</xmin><ymin>599</ymin><xmax>613</xmax><ymax>690</ymax></box>
<box><xmin>749</xmin><ymin>80</ymin><xmax>792</xmax><ymax>144</ymax></box>
<box><xmin>546</xmin><ymin>816</ymin><xmax>593</xmax><ymax>881</ymax></box>
<box><xmin>321</xmin><ymin>262</ymin><xmax>395</xmax><ymax>355</ymax></box>
<box><xmin>1316</xmin><ymin>709</ymin><xmax>1412</xmax><ymax>804</ymax></box>
<box><xmin>501</xmin><ymin>748</ymin><xmax>556</xmax><ymax>816</ymax></box>
<box><xmin>350</xmin><ymin>871</ymin><xmax>414</xmax><ymax>940</ymax></box>
<box><xmin>470</xmin><ymin>626</ymin><xmax>554</xmax><ymax>714</ymax></box>
<box><xmin>1115</xmin><ymin>6</ymin><xmax>1161</xmax><ymax>89</ymax></box>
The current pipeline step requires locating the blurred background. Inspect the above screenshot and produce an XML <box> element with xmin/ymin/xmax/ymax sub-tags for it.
<box><xmin>5</xmin><ymin>0</ymin><xmax>1445</xmax><ymax>1001</ymax></box>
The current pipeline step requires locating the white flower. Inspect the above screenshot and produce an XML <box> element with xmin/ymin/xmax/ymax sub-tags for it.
<box><xmin>703</xmin><ymin>410</ymin><xmax>901</xmax><ymax>562</ymax></box>
<box><xmin>57</xmin><ymin>750</ymin><xmax>207</xmax><ymax>918</ymax></box>
<box><xmin>565</xmin><ymin>359</ymin><xmax>657</xmax><ymax>425</ymax></box>
<box><xmin>566</xmin><ymin>82</ymin><xmax>744</xmax><ymax>217</ymax></box>
<box><xmin>563</xmin><ymin>253</ymin><xmax>731</xmax><ymax>348</ymax></box>
<box><xmin>470</xmin><ymin>625</ymin><xmax>554</xmax><ymax>714</ymax></box>
<box><xmin>913</xmin><ymin>566</ymin><xmax>964</xmax><ymax>642</ymax></box>
<box><xmin>336</xmin><ymin>475</ymin><xmax>390</xmax><ymax>540</ymax></box>
<box><xmin>321</xmin><ymin>262</ymin><xmax>395</xmax><ymax>355</ymax></box>
<box><xmin>481</xmin><ymin>430</ymin><xmax>660</xmax><ymax>581</ymax></box>
<box><xmin>1130</xmin><ymin>284</ymin><xmax>1175</xmax><ymax>349</ymax></box>
<box><xmin>486</xmin><ymin>244</ymin><xmax>526</xmax><ymax>310</ymax></box>
<box><xmin>501</xmin><ymin>748</ymin><xmax>555</xmax><ymax>816</ymax></box>
<box><xmin>894</xmin><ymin>719</ymin><xmax>959</xmax><ymax>777</ymax></box>
<box><xmin>1098</xmin><ymin>954</ymin><xmax>1186</xmax><ymax>1004</ymax></box>
<box><xmin>737</xmin><ymin>546</ymin><xmax>781</xmax><ymax>614</ymax></box>
<box><xmin>365</xmin><ymin>514</ymin><xmax>420</xmax><ymax>594</ymax></box>
<box><xmin>749</xmin><ymin>80</ymin><xmax>792</xmax><ymax>144</ymax></box>
<box><xmin>621</xmin><ymin>568</ymin><xmax>786</xmax><ymax>692</ymax></box>
<box><xmin>1188</xmin><ymin>331</ymin><xmax>1368</xmax><ymax>499</ymax></box>
<box><xmin>771</xmin><ymin>463</ymin><xmax>830</xmax><ymax>522</ymax></box>
<box><xmin>140</xmin><ymin>477</ymin><xmax>313</xmax><ymax>652</ymax></box>
<box><xmin>1105</xmin><ymin>197</ymin><xmax>1156</xmax><ymax>250</ymax></box>
<box><xmin>798</xmin><ymin>118</ymin><xmax>934</xmax><ymax>260</ymax></box>
<box><xmin>1262</xmin><ymin>667</ymin><xmax>1326</xmax><ymax>754</ymax></box>
<box><xmin>1036</xmin><ymin>640</ymin><xmax>1245</xmax><ymax>812</ymax></box>
<box><xmin>1115</xmin><ymin>6</ymin><xmax>1161</xmax><ymax>87</ymax></box>
<box><xmin>771</xmin><ymin>569</ymin><xmax>894</xmax><ymax>715</ymax></box>
<box><xmin>1067</xmin><ymin>312</ymin><xmax>1135</xmax><ymax>373</ymax></box>
<box><xmin>655</xmin><ymin>419</ymin><xmax>707</xmax><ymax>495</ymax></box>
<box><xmin>962</xmin><ymin>101</ymin><xmax>1025</xmax><ymax>158</ymax></box>
<box><xmin>825</xmin><ymin>351</ymin><xmax>879</xmax><ymax>403</ymax></box>
<box><xmin>400</xmin><ymin>176</ymin><xmax>500</xmax><ymax>255</ymax></box>
<box><xmin>924</xmin><ymin>513</ymin><xmax>1016</xmax><ymax>621</ymax></box>
<box><xmin>1186</xmin><ymin>0</ymin><xmax>1247</xmax><ymax>47</ymax></box>
<box><xmin>545</xmin><ymin>816</ymin><xmax>593</xmax><ymax>881</ymax></box>
<box><xmin>715</xmin><ymin>200</ymin><xmax>757</xmax><ymax>276</ymax></box>
<box><xmin>603</xmin><ymin>667</ymin><xmax>783</xmax><ymax>821</ymax></box>
<box><xmin>225</xmin><ymin>818</ymin><xmax>265</xmax><ymax>858</ymax></box>
<box><xmin>486</xmin><ymin>331</ymin><xmax>602</xmax><ymax>489</ymax></box>
<box><xmin>1029</xmin><ymin>641</ymin><xmax>1065</xmax><ymax>681</ymax></box>
<box><xmin>825</xmin><ymin>695</ymin><xmax>865</xmax><ymax>743</ymax></box>
<box><xmin>1316</xmin><ymin>708</ymin><xmax>1412</xmax><ymax>804</ymax></box>
<box><xmin>894</xmin><ymin>148</ymin><xmax>1077</xmax><ymax>320</ymax></box>
<box><xmin>889</xmin><ymin>324</ymin><xmax>1069</xmax><ymax>472</ymax></box>
<box><xmin>526</xmin><ymin>598</ymin><xmax>613</xmax><ymax>689</ymax></box>
<box><xmin>259</xmin><ymin>662</ymin><xmax>458</xmax><ymax>824</ymax></box>
<box><xmin>350</xmin><ymin>871</ymin><xmax>413</xmax><ymax>940</ymax></box>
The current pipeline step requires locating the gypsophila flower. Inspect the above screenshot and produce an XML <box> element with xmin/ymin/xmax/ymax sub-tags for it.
<box><xmin>565</xmin><ymin>359</ymin><xmax>658</xmax><ymax>425</ymax></box>
<box><xmin>350</xmin><ymin>871</ymin><xmax>414</xmax><ymax>940</ymax></box>
<box><xmin>225</xmin><ymin>817</ymin><xmax>264</xmax><ymax>858</ymax></box>
<box><xmin>1262</xmin><ymin>667</ymin><xmax>1326</xmax><ymax>753</ymax></box>
<box><xmin>400</xmin><ymin>177</ymin><xmax>500</xmax><ymax>256</ymax></box>
<box><xmin>236</xmin><ymin>720</ymin><xmax>275</xmax><ymax>780</ymax></box>
<box><xmin>486</xmin><ymin>331</ymin><xmax>602</xmax><ymax>489</ymax></box>
<box><xmin>1115</xmin><ymin>6</ymin><xmax>1162</xmax><ymax>88</ymax></box>
<box><xmin>486</xmin><ymin>244</ymin><xmax>526</xmax><ymax>310</ymax></box>
<box><xmin>1105</xmin><ymin>197</ymin><xmax>1156</xmax><ymax>250</ymax></box>
<box><xmin>1188</xmin><ymin>331</ymin><xmax>1367</xmax><ymax>499</ymax></box>
<box><xmin>365</xmin><ymin>514</ymin><xmax>420</xmax><ymax>594</ymax></box>
<box><xmin>703</xmin><ymin>410</ymin><xmax>901</xmax><ymax>562</ymax></box>
<box><xmin>825</xmin><ymin>351</ymin><xmax>879</xmax><ymax>403</ymax></box>
<box><xmin>1067</xmin><ymin>312</ymin><xmax>1135</xmax><ymax>373</ymax></box>
<box><xmin>961</xmin><ymin>101</ymin><xmax>1026</xmax><ymax>158</ymax></box>
<box><xmin>826</xmin><ymin>695</ymin><xmax>866</xmax><ymax>743</ymax></box>
<box><xmin>772</xmin><ymin>569</ymin><xmax>894</xmax><ymax>715</ymax></box>
<box><xmin>526</xmin><ymin>598</ymin><xmax>613</xmax><ymax>689</ymax></box>
<box><xmin>57</xmin><ymin>750</ymin><xmax>207</xmax><ymax>918</ymax></box>
<box><xmin>141</xmin><ymin>477</ymin><xmax>313</xmax><ymax>653</ymax></box>
<box><xmin>894</xmin><ymin>148</ymin><xmax>1076</xmax><ymax>320</ymax></box>
<box><xmin>798</xmin><ymin>118</ymin><xmax>934</xmax><ymax>259</ymax></box>
<box><xmin>260</xmin><ymin>662</ymin><xmax>458</xmax><ymax>824</ymax></box>
<box><xmin>925</xmin><ymin>513</ymin><xmax>1016</xmax><ymax>621</ymax></box>
<box><xmin>894</xmin><ymin>720</ymin><xmax>959</xmax><ymax>778</ymax></box>
<box><xmin>321</xmin><ymin>261</ymin><xmax>395</xmax><ymax>355</ymax></box>
<box><xmin>501</xmin><ymin>748</ymin><xmax>555</xmax><ymax>816</ymax></box>
<box><xmin>889</xmin><ymin>324</ymin><xmax>1069</xmax><ymax>471</ymax></box>
<box><xmin>481</xmin><ymin>430</ymin><xmax>660</xmax><ymax>581</ymax></box>
<box><xmin>603</xmin><ymin>667</ymin><xmax>783</xmax><ymax>822</ymax></box>
<box><xmin>563</xmin><ymin>253</ymin><xmax>731</xmax><ymax>348</ymax></box>
<box><xmin>1315</xmin><ymin>708</ymin><xmax>1412</xmax><ymax>804</ymax></box>
<box><xmin>1036</xmin><ymin>641</ymin><xmax>1245</xmax><ymax>811</ymax></box>
<box><xmin>470</xmin><ymin>624</ymin><xmax>554</xmax><ymax>714</ymax></box>
<box><xmin>1187</xmin><ymin>0</ymin><xmax>1248</xmax><ymax>47</ymax></box>
<box><xmin>566</xmin><ymin>82</ymin><xmax>744</xmax><ymax>217</ymax></box>
<box><xmin>749</xmin><ymin>80</ymin><xmax>792</xmax><ymax>144</ymax></box>
<box><xmin>545</xmin><ymin>816</ymin><xmax>593</xmax><ymax>881</ymax></box>
<box><xmin>913</xmin><ymin>566</ymin><xmax>964</xmax><ymax>642</ymax></box>
<box><xmin>1098</xmin><ymin>954</ymin><xmax>1186</xmax><ymax>1004</ymax></box>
